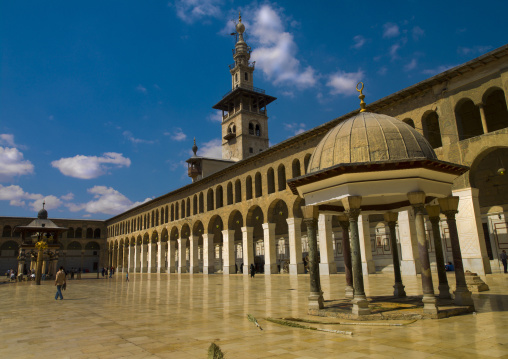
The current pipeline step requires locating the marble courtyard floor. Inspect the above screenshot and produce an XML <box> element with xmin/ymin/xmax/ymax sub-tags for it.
<box><xmin>1</xmin><ymin>272</ymin><xmax>507</xmax><ymax>359</ymax></box>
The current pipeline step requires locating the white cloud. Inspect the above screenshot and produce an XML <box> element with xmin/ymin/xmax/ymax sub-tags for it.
<box><xmin>250</xmin><ymin>5</ymin><xmax>317</xmax><ymax>89</ymax></box>
<box><xmin>412</xmin><ymin>26</ymin><xmax>424</xmax><ymax>41</ymax></box>
<box><xmin>207</xmin><ymin>111</ymin><xmax>223</xmax><ymax>123</ymax></box>
<box><xmin>30</xmin><ymin>196</ymin><xmax>63</xmax><ymax>212</ymax></box>
<box><xmin>51</xmin><ymin>152</ymin><xmax>131</xmax><ymax>179</ymax></box>
<box><xmin>389</xmin><ymin>43</ymin><xmax>400</xmax><ymax>59</ymax></box>
<box><xmin>165</xmin><ymin>128</ymin><xmax>187</xmax><ymax>141</ymax></box>
<box><xmin>284</xmin><ymin>123</ymin><xmax>306</xmax><ymax>135</ymax></box>
<box><xmin>60</xmin><ymin>193</ymin><xmax>74</xmax><ymax>201</ymax></box>
<box><xmin>136</xmin><ymin>84</ymin><xmax>147</xmax><ymax>93</ymax></box>
<box><xmin>457</xmin><ymin>45</ymin><xmax>492</xmax><ymax>56</ymax></box>
<box><xmin>0</xmin><ymin>146</ymin><xmax>34</xmax><ymax>182</ymax></box>
<box><xmin>0</xmin><ymin>134</ymin><xmax>16</xmax><ymax>147</ymax></box>
<box><xmin>383</xmin><ymin>23</ymin><xmax>400</xmax><ymax>38</ymax></box>
<box><xmin>0</xmin><ymin>184</ymin><xmax>42</xmax><ymax>208</ymax></box>
<box><xmin>199</xmin><ymin>138</ymin><xmax>222</xmax><ymax>158</ymax></box>
<box><xmin>352</xmin><ymin>35</ymin><xmax>366</xmax><ymax>49</ymax></box>
<box><xmin>123</xmin><ymin>131</ymin><xmax>155</xmax><ymax>145</ymax></box>
<box><xmin>174</xmin><ymin>0</ymin><xmax>223</xmax><ymax>23</ymax></box>
<box><xmin>404</xmin><ymin>58</ymin><xmax>418</xmax><ymax>71</ymax></box>
<box><xmin>422</xmin><ymin>64</ymin><xmax>456</xmax><ymax>76</ymax></box>
<box><xmin>326</xmin><ymin>70</ymin><xmax>364</xmax><ymax>96</ymax></box>
<box><xmin>67</xmin><ymin>186</ymin><xmax>151</xmax><ymax>215</ymax></box>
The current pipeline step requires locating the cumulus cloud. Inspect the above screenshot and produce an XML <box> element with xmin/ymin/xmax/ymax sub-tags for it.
<box><xmin>326</xmin><ymin>70</ymin><xmax>364</xmax><ymax>96</ymax></box>
<box><xmin>60</xmin><ymin>193</ymin><xmax>74</xmax><ymax>201</ymax></box>
<box><xmin>284</xmin><ymin>123</ymin><xmax>306</xmax><ymax>135</ymax></box>
<box><xmin>207</xmin><ymin>111</ymin><xmax>223</xmax><ymax>123</ymax></box>
<box><xmin>165</xmin><ymin>128</ymin><xmax>187</xmax><ymax>141</ymax></box>
<box><xmin>123</xmin><ymin>131</ymin><xmax>155</xmax><ymax>145</ymax></box>
<box><xmin>174</xmin><ymin>0</ymin><xmax>223</xmax><ymax>23</ymax></box>
<box><xmin>0</xmin><ymin>184</ymin><xmax>41</xmax><ymax>208</ymax></box>
<box><xmin>250</xmin><ymin>5</ymin><xmax>317</xmax><ymax>89</ymax></box>
<box><xmin>0</xmin><ymin>146</ymin><xmax>34</xmax><ymax>182</ymax></box>
<box><xmin>67</xmin><ymin>186</ymin><xmax>151</xmax><ymax>215</ymax></box>
<box><xmin>352</xmin><ymin>35</ymin><xmax>366</xmax><ymax>49</ymax></box>
<box><xmin>198</xmin><ymin>138</ymin><xmax>222</xmax><ymax>158</ymax></box>
<box><xmin>0</xmin><ymin>134</ymin><xmax>16</xmax><ymax>147</ymax></box>
<box><xmin>51</xmin><ymin>152</ymin><xmax>131</xmax><ymax>179</ymax></box>
<box><xmin>383</xmin><ymin>23</ymin><xmax>400</xmax><ymax>38</ymax></box>
<box><xmin>30</xmin><ymin>196</ymin><xmax>63</xmax><ymax>212</ymax></box>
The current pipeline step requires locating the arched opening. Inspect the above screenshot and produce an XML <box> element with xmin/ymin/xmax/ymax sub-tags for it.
<box><xmin>422</xmin><ymin>111</ymin><xmax>442</xmax><ymax>149</ymax></box>
<box><xmin>75</xmin><ymin>228</ymin><xmax>82</xmax><ymax>238</ymax></box>
<box><xmin>277</xmin><ymin>164</ymin><xmax>286</xmax><ymax>191</ymax></box>
<box><xmin>181</xmin><ymin>200</ymin><xmax>186</xmax><ymax>219</ymax></box>
<box><xmin>199</xmin><ymin>192</ymin><xmax>204</xmax><ymax>213</ymax></box>
<box><xmin>292</xmin><ymin>159</ymin><xmax>301</xmax><ymax>178</ymax></box>
<box><xmin>246</xmin><ymin>205</ymin><xmax>265</xmax><ymax>272</ymax></box>
<box><xmin>193</xmin><ymin>195</ymin><xmax>198</xmax><ymax>215</ymax></box>
<box><xmin>455</xmin><ymin>99</ymin><xmax>483</xmax><ymax>140</ymax></box>
<box><xmin>68</xmin><ymin>241</ymin><xmax>82</xmax><ymax>250</ymax></box>
<box><xmin>227</xmin><ymin>182</ymin><xmax>233</xmax><ymax>205</ymax></box>
<box><xmin>186</xmin><ymin>198</ymin><xmax>190</xmax><ymax>217</ymax></box>
<box><xmin>165</xmin><ymin>205</ymin><xmax>169</xmax><ymax>223</ymax></box>
<box><xmin>207</xmin><ymin>189</ymin><xmax>214</xmax><ymax>211</ymax></box>
<box><xmin>161</xmin><ymin>207</ymin><xmax>165</xmax><ymax>224</ymax></box>
<box><xmin>171</xmin><ymin>204</ymin><xmax>175</xmax><ymax>221</ymax></box>
<box><xmin>484</xmin><ymin>88</ymin><xmax>508</xmax><ymax>132</ymax></box>
<box><xmin>94</xmin><ymin>228</ymin><xmax>101</xmax><ymax>239</ymax></box>
<box><xmin>249</xmin><ymin>122</ymin><xmax>254</xmax><ymax>135</ymax></box>
<box><xmin>246</xmin><ymin>176</ymin><xmax>253</xmax><ymax>200</ymax></box>
<box><xmin>216</xmin><ymin>186</ymin><xmax>224</xmax><ymax>209</ymax></box>
<box><xmin>208</xmin><ymin>215</ymin><xmax>224</xmax><ymax>269</ymax></box>
<box><xmin>0</xmin><ymin>240</ymin><xmax>19</xmax><ymax>259</ymax></box>
<box><xmin>235</xmin><ymin>179</ymin><xmax>242</xmax><ymax>203</ymax></box>
<box><xmin>470</xmin><ymin>147</ymin><xmax>508</xmax><ymax>208</ymax></box>
<box><xmin>267</xmin><ymin>168</ymin><xmax>275</xmax><ymax>194</ymax></box>
<box><xmin>304</xmin><ymin>154</ymin><xmax>312</xmax><ymax>174</ymax></box>
<box><xmin>67</xmin><ymin>227</ymin><xmax>74</xmax><ymax>239</ymax></box>
<box><xmin>255</xmin><ymin>124</ymin><xmax>261</xmax><ymax>136</ymax></box>
<box><xmin>175</xmin><ymin>202</ymin><xmax>180</xmax><ymax>220</ymax></box>
<box><xmin>268</xmin><ymin>199</ymin><xmax>289</xmax><ymax>269</ymax></box>
<box><xmin>255</xmin><ymin>172</ymin><xmax>262</xmax><ymax>198</ymax></box>
<box><xmin>402</xmin><ymin>118</ymin><xmax>415</xmax><ymax>128</ymax></box>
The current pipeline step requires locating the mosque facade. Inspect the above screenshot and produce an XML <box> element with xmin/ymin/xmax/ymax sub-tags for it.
<box><xmin>1</xmin><ymin>18</ymin><xmax>507</xmax><ymax>278</ymax></box>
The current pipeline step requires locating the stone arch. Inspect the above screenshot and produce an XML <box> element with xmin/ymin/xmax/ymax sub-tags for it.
<box><xmin>170</xmin><ymin>226</ymin><xmax>179</xmax><ymax>241</ymax></box>
<box><xmin>291</xmin><ymin>197</ymin><xmax>307</xmax><ymax>233</ymax></box>
<box><xmin>421</xmin><ymin>110</ymin><xmax>442</xmax><ymax>149</ymax></box>
<box><xmin>2</xmin><ymin>225</ymin><xmax>12</xmax><ymax>237</ymax></box>
<box><xmin>75</xmin><ymin>227</ymin><xmax>83</xmax><ymax>238</ymax></box>
<box><xmin>156</xmin><ymin>209</ymin><xmax>159</xmax><ymax>226</ymax></box>
<box><xmin>181</xmin><ymin>223</ymin><xmax>191</xmax><ymax>239</ymax></box>
<box><xmin>227</xmin><ymin>182</ymin><xmax>233</xmax><ymax>205</ymax></box>
<box><xmin>181</xmin><ymin>200</ymin><xmax>186</xmax><ymax>219</ymax></box>
<box><xmin>277</xmin><ymin>164</ymin><xmax>287</xmax><ymax>191</ymax></box>
<box><xmin>161</xmin><ymin>207</ymin><xmax>165</xmax><ymax>224</ymax></box>
<box><xmin>93</xmin><ymin>228</ymin><xmax>101</xmax><ymax>239</ymax></box>
<box><xmin>304</xmin><ymin>153</ymin><xmax>312</xmax><ymax>174</ymax></box>
<box><xmin>186</xmin><ymin>198</ymin><xmax>190</xmax><ymax>217</ymax></box>
<box><xmin>228</xmin><ymin>210</ymin><xmax>244</xmax><ymax>242</ymax></box>
<box><xmin>143</xmin><ymin>232</ymin><xmax>150</xmax><ymax>244</ymax></box>
<box><xmin>85</xmin><ymin>241</ymin><xmax>100</xmax><ymax>250</ymax></box>
<box><xmin>165</xmin><ymin>205</ymin><xmax>169</xmax><ymax>223</ymax></box>
<box><xmin>193</xmin><ymin>195</ymin><xmax>198</xmax><ymax>215</ymax></box>
<box><xmin>0</xmin><ymin>240</ymin><xmax>19</xmax><ymax>252</ymax></box>
<box><xmin>246</xmin><ymin>205</ymin><xmax>264</xmax><ymax>241</ymax></box>
<box><xmin>246</xmin><ymin>176</ymin><xmax>253</xmax><ymax>200</ymax></box>
<box><xmin>171</xmin><ymin>204</ymin><xmax>175</xmax><ymax>221</ymax></box>
<box><xmin>207</xmin><ymin>215</ymin><xmax>224</xmax><ymax>246</ymax></box>
<box><xmin>216</xmin><ymin>185</ymin><xmax>224</xmax><ymax>208</ymax></box>
<box><xmin>67</xmin><ymin>227</ymin><xmax>74</xmax><ymax>238</ymax></box>
<box><xmin>199</xmin><ymin>192</ymin><xmax>204</xmax><ymax>213</ymax></box>
<box><xmin>207</xmin><ymin>188</ymin><xmax>214</xmax><ymax>211</ymax></box>
<box><xmin>483</xmin><ymin>87</ymin><xmax>508</xmax><ymax>132</ymax></box>
<box><xmin>136</xmin><ymin>234</ymin><xmax>142</xmax><ymax>245</ymax></box>
<box><xmin>234</xmin><ymin>179</ymin><xmax>242</xmax><ymax>203</ymax></box>
<box><xmin>192</xmin><ymin>220</ymin><xmax>204</xmax><ymax>237</ymax></box>
<box><xmin>151</xmin><ymin>230</ymin><xmax>159</xmax><ymax>243</ymax></box>
<box><xmin>175</xmin><ymin>202</ymin><xmax>180</xmax><ymax>220</ymax></box>
<box><xmin>160</xmin><ymin>228</ymin><xmax>168</xmax><ymax>242</ymax></box>
<box><xmin>255</xmin><ymin>172</ymin><xmax>262</xmax><ymax>198</ymax></box>
<box><xmin>86</xmin><ymin>228</ymin><xmax>93</xmax><ymax>239</ymax></box>
<box><xmin>267</xmin><ymin>168</ymin><xmax>275</xmax><ymax>194</ymax></box>
<box><xmin>67</xmin><ymin>241</ymin><xmax>82</xmax><ymax>250</ymax></box>
<box><xmin>267</xmin><ymin>199</ymin><xmax>289</xmax><ymax>235</ymax></box>
<box><xmin>402</xmin><ymin>118</ymin><xmax>415</xmax><ymax>128</ymax></box>
<box><xmin>292</xmin><ymin>158</ymin><xmax>301</xmax><ymax>178</ymax></box>
<box><xmin>455</xmin><ymin>98</ymin><xmax>483</xmax><ymax>140</ymax></box>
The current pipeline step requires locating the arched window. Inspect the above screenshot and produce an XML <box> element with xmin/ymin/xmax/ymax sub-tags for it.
<box><xmin>255</xmin><ymin>124</ymin><xmax>261</xmax><ymax>136</ymax></box>
<box><xmin>249</xmin><ymin>122</ymin><xmax>254</xmax><ymax>135</ymax></box>
<box><xmin>75</xmin><ymin>227</ymin><xmax>83</xmax><ymax>238</ymax></box>
<box><xmin>292</xmin><ymin>159</ymin><xmax>301</xmax><ymax>178</ymax></box>
<box><xmin>304</xmin><ymin>154</ymin><xmax>312</xmax><ymax>174</ymax></box>
<box><xmin>199</xmin><ymin>192</ymin><xmax>204</xmax><ymax>213</ymax></box>
<box><xmin>67</xmin><ymin>227</ymin><xmax>74</xmax><ymax>239</ymax></box>
<box><xmin>175</xmin><ymin>203</ymin><xmax>179</xmax><ymax>220</ymax></box>
<box><xmin>94</xmin><ymin>228</ymin><xmax>101</xmax><ymax>239</ymax></box>
<box><xmin>2</xmin><ymin>225</ymin><xmax>12</xmax><ymax>237</ymax></box>
<box><xmin>186</xmin><ymin>198</ymin><xmax>190</xmax><ymax>217</ymax></box>
<box><xmin>161</xmin><ymin>207</ymin><xmax>165</xmax><ymax>224</ymax></box>
<box><xmin>216</xmin><ymin>186</ymin><xmax>223</xmax><ymax>208</ymax></box>
<box><xmin>171</xmin><ymin>204</ymin><xmax>174</xmax><ymax>221</ymax></box>
<box><xmin>86</xmin><ymin>228</ymin><xmax>93</xmax><ymax>238</ymax></box>
<box><xmin>193</xmin><ymin>195</ymin><xmax>198</xmax><ymax>215</ymax></box>
<box><xmin>278</xmin><ymin>164</ymin><xmax>287</xmax><ymax>191</ymax></box>
<box><xmin>227</xmin><ymin>182</ymin><xmax>233</xmax><ymax>205</ymax></box>
<box><xmin>235</xmin><ymin>179</ymin><xmax>242</xmax><ymax>203</ymax></box>
<box><xmin>246</xmin><ymin>176</ymin><xmax>253</xmax><ymax>200</ymax></box>
<box><xmin>484</xmin><ymin>89</ymin><xmax>508</xmax><ymax>132</ymax></box>
<box><xmin>207</xmin><ymin>189</ymin><xmax>214</xmax><ymax>211</ymax></box>
<box><xmin>402</xmin><ymin>118</ymin><xmax>415</xmax><ymax>128</ymax></box>
<box><xmin>165</xmin><ymin>205</ymin><xmax>169</xmax><ymax>223</ymax></box>
<box><xmin>181</xmin><ymin>200</ymin><xmax>185</xmax><ymax>218</ymax></box>
<box><xmin>255</xmin><ymin>172</ymin><xmax>262</xmax><ymax>198</ymax></box>
<box><xmin>455</xmin><ymin>99</ymin><xmax>483</xmax><ymax>140</ymax></box>
<box><xmin>267</xmin><ymin>168</ymin><xmax>275</xmax><ymax>194</ymax></box>
<box><xmin>422</xmin><ymin>111</ymin><xmax>442</xmax><ymax>149</ymax></box>
<box><xmin>245</xmin><ymin>72</ymin><xmax>248</xmax><ymax>81</ymax></box>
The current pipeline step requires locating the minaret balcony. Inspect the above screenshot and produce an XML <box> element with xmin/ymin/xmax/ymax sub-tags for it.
<box><xmin>221</xmin><ymin>84</ymin><xmax>265</xmax><ymax>99</ymax></box>
<box><xmin>223</xmin><ymin>132</ymin><xmax>236</xmax><ymax>141</ymax></box>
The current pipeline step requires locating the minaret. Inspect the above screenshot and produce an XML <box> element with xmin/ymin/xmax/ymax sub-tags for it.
<box><xmin>213</xmin><ymin>13</ymin><xmax>276</xmax><ymax>161</ymax></box>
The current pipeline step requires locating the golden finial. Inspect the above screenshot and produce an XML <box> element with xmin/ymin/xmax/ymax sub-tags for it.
<box><xmin>239</xmin><ymin>11</ymin><xmax>242</xmax><ymax>22</ymax></box>
<box><xmin>356</xmin><ymin>82</ymin><xmax>366</xmax><ymax>113</ymax></box>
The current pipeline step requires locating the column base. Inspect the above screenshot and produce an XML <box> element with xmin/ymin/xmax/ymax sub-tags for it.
<box><xmin>352</xmin><ymin>297</ymin><xmax>370</xmax><ymax>315</ymax></box>
<box><xmin>361</xmin><ymin>260</ymin><xmax>376</xmax><ymax>275</ymax></box>
<box><xmin>308</xmin><ymin>291</ymin><xmax>324</xmax><ymax>310</ymax></box>
<box><xmin>289</xmin><ymin>263</ymin><xmax>305</xmax><ymax>275</ymax></box>
<box><xmin>135</xmin><ymin>268</ymin><xmax>141</xmax><ymax>273</ymax></box>
<box><xmin>462</xmin><ymin>257</ymin><xmax>491</xmax><ymax>275</ymax></box>
<box><xmin>319</xmin><ymin>262</ymin><xmax>337</xmax><ymax>275</ymax></box>
<box><xmin>454</xmin><ymin>287</ymin><xmax>475</xmax><ymax>307</ymax></box>
<box><xmin>243</xmin><ymin>265</ymin><xmax>250</xmax><ymax>275</ymax></box>
<box><xmin>167</xmin><ymin>266</ymin><xmax>176</xmax><ymax>273</ymax></box>
<box><xmin>264</xmin><ymin>264</ymin><xmax>278</xmax><ymax>275</ymax></box>
<box><xmin>422</xmin><ymin>294</ymin><xmax>438</xmax><ymax>314</ymax></box>
<box><xmin>189</xmin><ymin>266</ymin><xmax>199</xmax><ymax>274</ymax></box>
<box><xmin>128</xmin><ymin>267</ymin><xmax>134</xmax><ymax>273</ymax></box>
<box><xmin>393</xmin><ymin>282</ymin><xmax>406</xmax><ymax>297</ymax></box>
<box><xmin>345</xmin><ymin>285</ymin><xmax>354</xmax><ymax>299</ymax></box>
<box><xmin>203</xmin><ymin>266</ymin><xmax>214</xmax><ymax>274</ymax></box>
<box><xmin>178</xmin><ymin>267</ymin><xmax>188</xmax><ymax>274</ymax></box>
<box><xmin>223</xmin><ymin>265</ymin><xmax>236</xmax><ymax>274</ymax></box>
<box><xmin>148</xmin><ymin>267</ymin><xmax>157</xmax><ymax>273</ymax></box>
<box><xmin>438</xmin><ymin>284</ymin><xmax>452</xmax><ymax>299</ymax></box>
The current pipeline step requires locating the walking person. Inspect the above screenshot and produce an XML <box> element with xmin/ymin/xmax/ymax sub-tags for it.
<box><xmin>501</xmin><ymin>250</ymin><xmax>508</xmax><ymax>273</ymax></box>
<box><xmin>55</xmin><ymin>266</ymin><xmax>66</xmax><ymax>300</ymax></box>
<box><xmin>250</xmin><ymin>263</ymin><xmax>255</xmax><ymax>278</ymax></box>
<box><xmin>126</xmin><ymin>272</ymin><xmax>129</xmax><ymax>282</ymax></box>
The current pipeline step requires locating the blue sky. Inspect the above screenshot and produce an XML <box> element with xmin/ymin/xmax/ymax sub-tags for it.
<box><xmin>1</xmin><ymin>0</ymin><xmax>507</xmax><ymax>220</ymax></box>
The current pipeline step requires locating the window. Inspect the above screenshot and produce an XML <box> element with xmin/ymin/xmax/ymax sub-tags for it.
<box><xmin>249</xmin><ymin>123</ymin><xmax>254</xmax><ymax>135</ymax></box>
<box><xmin>255</xmin><ymin>124</ymin><xmax>261</xmax><ymax>136</ymax></box>
<box><xmin>245</xmin><ymin>72</ymin><xmax>248</xmax><ymax>81</ymax></box>
<box><xmin>249</xmin><ymin>147</ymin><xmax>253</xmax><ymax>153</ymax></box>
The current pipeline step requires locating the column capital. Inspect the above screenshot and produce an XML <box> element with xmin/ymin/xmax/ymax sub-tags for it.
<box><xmin>301</xmin><ymin>205</ymin><xmax>318</xmax><ymax>220</ymax></box>
<box><xmin>383</xmin><ymin>211</ymin><xmax>398</xmax><ymax>227</ymax></box>
<box><xmin>286</xmin><ymin>217</ymin><xmax>302</xmax><ymax>226</ymax></box>
<box><xmin>241</xmin><ymin>226</ymin><xmax>253</xmax><ymax>234</ymax></box>
<box><xmin>261</xmin><ymin>222</ymin><xmax>276</xmax><ymax>230</ymax></box>
<box><xmin>344</xmin><ymin>208</ymin><xmax>361</xmax><ymax>221</ymax></box>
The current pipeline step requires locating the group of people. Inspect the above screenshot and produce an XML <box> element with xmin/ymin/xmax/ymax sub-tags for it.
<box><xmin>101</xmin><ymin>266</ymin><xmax>115</xmax><ymax>278</ymax></box>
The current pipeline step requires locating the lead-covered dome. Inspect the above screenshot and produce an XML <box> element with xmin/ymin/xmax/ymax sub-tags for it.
<box><xmin>308</xmin><ymin>112</ymin><xmax>437</xmax><ymax>173</ymax></box>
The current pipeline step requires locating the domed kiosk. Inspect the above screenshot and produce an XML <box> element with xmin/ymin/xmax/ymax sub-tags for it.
<box><xmin>288</xmin><ymin>85</ymin><xmax>474</xmax><ymax>317</ymax></box>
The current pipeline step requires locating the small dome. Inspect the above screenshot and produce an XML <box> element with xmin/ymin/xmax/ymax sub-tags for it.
<box><xmin>236</xmin><ymin>21</ymin><xmax>245</xmax><ymax>34</ymax></box>
<box><xmin>37</xmin><ymin>208</ymin><xmax>48</xmax><ymax>220</ymax></box>
<box><xmin>308</xmin><ymin>112</ymin><xmax>437</xmax><ymax>173</ymax></box>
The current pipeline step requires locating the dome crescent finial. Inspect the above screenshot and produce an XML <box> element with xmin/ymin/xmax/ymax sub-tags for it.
<box><xmin>356</xmin><ymin>82</ymin><xmax>367</xmax><ymax>113</ymax></box>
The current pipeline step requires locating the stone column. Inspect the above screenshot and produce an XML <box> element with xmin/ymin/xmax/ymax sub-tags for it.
<box><xmin>148</xmin><ymin>241</ymin><xmax>157</xmax><ymax>273</ymax></box>
<box><xmin>157</xmin><ymin>241</ymin><xmax>166</xmax><ymax>273</ymax></box>
<box><xmin>477</xmin><ymin>102</ymin><xmax>489</xmax><ymax>134</ymax></box>
<box><xmin>384</xmin><ymin>212</ymin><xmax>406</xmax><ymax>297</ymax></box>
<box><xmin>202</xmin><ymin>234</ymin><xmax>214</xmax><ymax>274</ymax></box>
<box><xmin>397</xmin><ymin>210</ymin><xmax>421</xmax><ymax>275</ymax></box>
<box><xmin>338</xmin><ymin>215</ymin><xmax>354</xmax><ymax>299</ymax></box>
<box><xmin>112</xmin><ymin>248</ymin><xmax>117</xmax><ymax>271</ymax></box>
<box><xmin>134</xmin><ymin>242</ymin><xmax>140</xmax><ymax>273</ymax></box>
<box><xmin>452</xmin><ymin>187</ymin><xmax>491</xmax><ymax>275</ymax></box>
<box><xmin>128</xmin><ymin>244</ymin><xmax>134</xmax><ymax>273</ymax></box>
<box><xmin>318</xmin><ymin>214</ymin><xmax>337</xmax><ymax>275</ymax></box>
<box><xmin>342</xmin><ymin>196</ymin><xmax>370</xmax><ymax>315</ymax></box>
<box><xmin>78</xmin><ymin>250</ymin><xmax>84</xmax><ymax>279</ymax></box>
<box><xmin>241</xmin><ymin>227</ymin><xmax>254</xmax><ymax>275</ymax></box>
<box><xmin>438</xmin><ymin>196</ymin><xmax>475</xmax><ymax>307</ymax></box>
<box><xmin>189</xmin><ymin>235</ymin><xmax>199</xmax><ymax>274</ymax></box>
<box><xmin>167</xmin><ymin>240</ymin><xmax>176</xmax><ymax>273</ymax></box>
<box><xmin>262</xmin><ymin>223</ymin><xmax>278</xmax><ymax>274</ymax></box>
<box><xmin>408</xmin><ymin>191</ymin><xmax>437</xmax><ymax>314</ymax></box>
<box><xmin>122</xmin><ymin>246</ymin><xmax>128</xmax><ymax>273</ymax></box>
<box><xmin>302</xmin><ymin>205</ymin><xmax>324</xmax><ymax>310</ymax></box>
<box><xmin>140</xmin><ymin>243</ymin><xmax>147</xmax><ymax>273</ymax></box>
<box><xmin>426</xmin><ymin>205</ymin><xmax>451</xmax><ymax>299</ymax></box>
<box><xmin>222</xmin><ymin>230</ymin><xmax>236</xmax><ymax>274</ymax></box>
<box><xmin>358</xmin><ymin>214</ymin><xmax>376</xmax><ymax>274</ymax></box>
<box><xmin>286</xmin><ymin>218</ymin><xmax>304</xmax><ymax>275</ymax></box>
<box><xmin>178</xmin><ymin>238</ymin><xmax>188</xmax><ymax>273</ymax></box>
